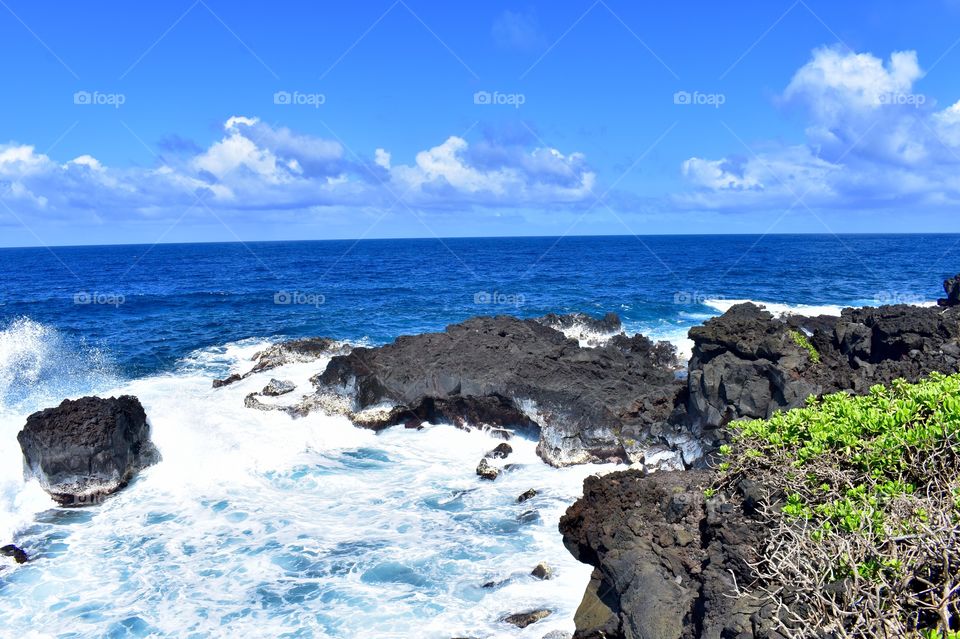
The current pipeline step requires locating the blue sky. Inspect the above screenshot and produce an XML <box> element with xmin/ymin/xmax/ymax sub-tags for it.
<box><xmin>1</xmin><ymin>0</ymin><xmax>960</xmax><ymax>246</ymax></box>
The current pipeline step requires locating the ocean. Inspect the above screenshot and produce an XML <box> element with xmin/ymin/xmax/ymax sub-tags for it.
<box><xmin>0</xmin><ymin>233</ymin><xmax>957</xmax><ymax>637</ymax></box>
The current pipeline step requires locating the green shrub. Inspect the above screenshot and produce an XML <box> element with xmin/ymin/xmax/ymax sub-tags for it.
<box><xmin>716</xmin><ymin>372</ymin><xmax>960</xmax><ymax>637</ymax></box>
<box><xmin>790</xmin><ymin>329</ymin><xmax>821</xmax><ymax>363</ymax></box>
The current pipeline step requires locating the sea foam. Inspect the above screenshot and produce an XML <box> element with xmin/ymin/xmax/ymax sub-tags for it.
<box><xmin>0</xmin><ymin>332</ymin><xmax>600</xmax><ymax>638</ymax></box>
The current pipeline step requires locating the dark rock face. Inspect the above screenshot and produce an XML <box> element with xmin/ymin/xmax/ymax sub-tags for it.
<box><xmin>560</xmin><ymin>470</ymin><xmax>786</xmax><ymax>639</ymax></box>
<box><xmin>17</xmin><ymin>396</ymin><xmax>160</xmax><ymax>506</ymax></box>
<box><xmin>938</xmin><ymin>274</ymin><xmax>960</xmax><ymax>307</ymax></box>
<box><xmin>314</xmin><ymin>315</ymin><xmax>685</xmax><ymax>467</ymax></box>
<box><xmin>213</xmin><ymin>337</ymin><xmax>343</xmax><ymax>388</ymax></box>
<box><xmin>687</xmin><ymin>302</ymin><xmax>960</xmax><ymax>439</ymax></box>
<box><xmin>1</xmin><ymin>544</ymin><xmax>28</xmax><ymax>564</ymax></box>
<box><xmin>687</xmin><ymin>303</ymin><xmax>822</xmax><ymax>429</ymax></box>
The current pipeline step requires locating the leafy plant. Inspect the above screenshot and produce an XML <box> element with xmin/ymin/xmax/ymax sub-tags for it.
<box><xmin>790</xmin><ymin>329</ymin><xmax>821</xmax><ymax>363</ymax></box>
<box><xmin>714</xmin><ymin>372</ymin><xmax>960</xmax><ymax>637</ymax></box>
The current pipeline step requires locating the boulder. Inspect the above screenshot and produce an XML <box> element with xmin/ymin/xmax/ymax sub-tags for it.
<box><xmin>531</xmin><ymin>561</ymin><xmax>553</xmax><ymax>580</ymax></box>
<box><xmin>313</xmin><ymin>315</ymin><xmax>685</xmax><ymax>467</ymax></box>
<box><xmin>485</xmin><ymin>443</ymin><xmax>512</xmax><ymax>459</ymax></box>
<box><xmin>686</xmin><ymin>303</ymin><xmax>822</xmax><ymax>430</ymax></box>
<box><xmin>517</xmin><ymin>488</ymin><xmax>538</xmax><ymax>503</ymax></box>
<box><xmin>503</xmin><ymin>609</ymin><xmax>552</xmax><ymax>628</ymax></box>
<box><xmin>476</xmin><ymin>458</ymin><xmax>499</xmax><ymax>481</ymax></box>
<box><xmin>1</xmin><ymin>544</ymin><xmax>28</xmax><ymax>564</ymax></box>
<box><xmin>17</xmin><ymin>396</ymin><xmax>160</xmax><ymax>506</ymax></box>
<box><xmin>938</xmin><ymin>274</ymin><xmax>960</xmax><ymax>307</ymax></box>
<box><xmin>262</xmin><ymin>379</ymin><xmax>296</xmax><ymax>396</ymax></box>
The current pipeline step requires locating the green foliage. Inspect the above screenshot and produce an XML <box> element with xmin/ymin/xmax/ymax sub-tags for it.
<box><xmin>790</xmin><ymin>329</ymin><xmax>821</xmax><ymax>363</ymax></box>
<box><xmin>731</xmin><ymin>372</ymin><xmax>960</xmax><ymax>535</ymax></box>
<box><xmin>717</xmin><ymin>372</ymin><xmax>960</xmax><ymax>637</ymax></box>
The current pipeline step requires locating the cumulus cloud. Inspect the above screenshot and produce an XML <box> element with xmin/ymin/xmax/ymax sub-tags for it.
<box><xmin>675</xmin><ymin>46</ymin><xmax>960</xmax><ymax>212</ymax></box>
<box><xmin>0</xmin><ymin>117</ymin><xmax>598</xmax><ymax>225</ymax></box>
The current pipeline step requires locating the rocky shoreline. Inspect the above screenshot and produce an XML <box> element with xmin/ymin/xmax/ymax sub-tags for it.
<box><xmin>7</xmin><ymin>276</ymin><xmax>960</xmax><ymax>636</ymax></box>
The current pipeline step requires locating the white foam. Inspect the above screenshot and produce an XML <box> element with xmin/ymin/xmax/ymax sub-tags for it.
<box><xmin>553</xmin><ymin>323</ymin><xmax>620</xmax><ymax>348</ymax></box>
<box><xmin>703</xmin><ymin>298</ymin><xmax>848</xmax><ymax>317</ymax></box>
<box><xmin>703</xmin><ymin>297</ymin><xmax>938</xmax><ymax>318</ymax></box>
<box><xmin>0</xmin><ymin>338</ymin><xmax>601</xmax><ymax>638</ymax></box>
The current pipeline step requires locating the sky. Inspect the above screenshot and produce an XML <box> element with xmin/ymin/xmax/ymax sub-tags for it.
<box><xmin>1</xmin><ymin>0</ymin><xmax>960</xmax><ymax>247</ymax></box>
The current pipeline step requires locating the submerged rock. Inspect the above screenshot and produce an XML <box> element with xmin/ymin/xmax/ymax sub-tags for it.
<box><xmin>503</xmin><ymin>609</ymin><xmax>552</xmax><ymax>628</ymax></box>
<box><xmin>517</xmin><ymin>488</ymin><xmax>538</xmax><ymax>503</ymax></box>
<box><xmin>313</xmin><ymin>315</ymin><xmax>684</xmax><ymax>467</ymax></box>
<box><xmin>1</xmin><ymin>544</ymin><xmax>28</xmax><ymax>564</ymax></box>
<box><xmin>17</xmin><ymin>396</ymin><xmax>160</xmax><ymax>506</ymax></box>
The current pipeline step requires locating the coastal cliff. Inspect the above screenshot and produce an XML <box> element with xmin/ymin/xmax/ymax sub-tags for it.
<box><xmin>561</xmin><ymin>279</ymin><xmax>960</xmax><ymax>638</ymax></box>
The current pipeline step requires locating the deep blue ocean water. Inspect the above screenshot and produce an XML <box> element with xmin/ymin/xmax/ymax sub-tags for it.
<box><xmin>0</xmin><ymin>233</ymin><xmax>958</xmax><ymax>638</ymax></box>
<box><xmin>1</xmin><ymin>234</ymin><xmax>957</xmax><ymax>380</ymax></box>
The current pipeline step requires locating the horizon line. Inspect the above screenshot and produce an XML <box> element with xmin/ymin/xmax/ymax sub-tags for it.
<box><xmin>2</xmin><ymin>231</ymin><xmax>959</xmax><ymax>251</ymax></box>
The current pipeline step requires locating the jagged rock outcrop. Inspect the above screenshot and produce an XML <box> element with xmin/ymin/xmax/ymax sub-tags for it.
<box><xmin>213</xmin><ymin>337</ymin><xmax>344</xmax><ymax>387</ymax></box>
<box><xmin>560</xmin><ymin>469</ymin><xmax>788</xmax><ymax>639</ymax></box>
<box><xmin>17</xmin><ymin>396</ymin><xmax>160</xmax><ymax>506</ymax></box>
<box><xmin>938</xmin><ymin>274</ymin><xmax>960</xmax><ymax>307</ymax></box>
<box><xmin>686</xmin><ymin>301</ymin><xmax>960</xmax><ymax>442</ymax></box>
<box><xmin>311</xmin><ymin>315</ymin><xmax>686</xmax><ymax>467</ymax></box>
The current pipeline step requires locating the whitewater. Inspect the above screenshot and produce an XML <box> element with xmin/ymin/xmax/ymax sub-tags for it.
<box><xmin>0</xmin><ymin>320</ymin><xmax>606</xmax><ymax>638</ymax></box>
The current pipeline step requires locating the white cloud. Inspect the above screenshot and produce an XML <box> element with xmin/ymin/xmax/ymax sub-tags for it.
<box><xmin>676</xmin><ymin>47</ymin><xmax>960</xmax><ymax>212</ymax></box>
<box><xmin>0</xmin><ymin>117</ymin><xmax>598</xmax><ymax>226</ymax></box>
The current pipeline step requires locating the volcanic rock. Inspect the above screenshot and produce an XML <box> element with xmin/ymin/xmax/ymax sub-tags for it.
<box><xmin>313</xmin><ymin>315</ymin><xmax>684</xmax><ymax>467</ymax></box>
<box><xmin>17</xmin><ymin>396</ymin><xmax>160</xmax><ymax>506</ymax></box>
